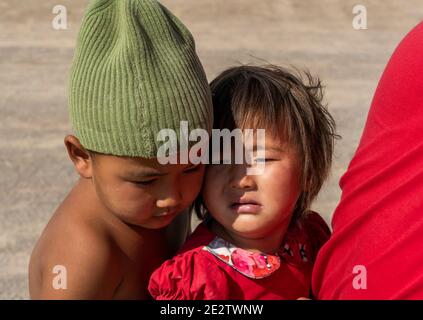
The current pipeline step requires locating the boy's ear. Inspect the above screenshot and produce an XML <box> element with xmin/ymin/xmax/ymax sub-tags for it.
<box><xmin>64</xmin><ymin>135</ymin><xmax>93</xmax><ymax>179</ymax></box>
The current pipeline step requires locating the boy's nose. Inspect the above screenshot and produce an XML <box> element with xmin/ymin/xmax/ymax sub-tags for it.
<box><xmin>156</xmin><ymin>190</ymin><xmax>183</xmax><ymax>208</ymax></box>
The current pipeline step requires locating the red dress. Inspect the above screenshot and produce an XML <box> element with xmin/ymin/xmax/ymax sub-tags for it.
<box><xmin>149</xmin><ymin>212</ymin><xmax>330</xmax><ymax>300</ymax></box>
<box><xmin>312</xmin><ymin>22</ymin><xmax>423</xmax><ymax>299</ymax></box>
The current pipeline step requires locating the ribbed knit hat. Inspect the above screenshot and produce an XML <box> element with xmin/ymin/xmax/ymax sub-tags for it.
<box><xmin>69</xmin><ymin>0</ymin><xmax>212</xmax><ymax>157</ymax></box>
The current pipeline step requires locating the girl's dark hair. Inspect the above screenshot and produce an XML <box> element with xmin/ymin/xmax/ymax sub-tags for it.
<box><xmin>195</xmin><ymin>65</ymin><xmax>339</xmax><ymax>221</ymax></box>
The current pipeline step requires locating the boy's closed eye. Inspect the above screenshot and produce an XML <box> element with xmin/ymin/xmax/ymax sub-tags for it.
<box><xmin>183</xmin><ymin>164</ymin><xmax>201</xmax><ymax>173</ymax></box>
<box><xmin>129</xmin><ymin>164</ymin><xmax>201</xmax><ymax>186</ymax></box>
<box><xmin>126</xmin><ymin>171</ymin><xmax>163</xmax><ymax>186</ymax></box>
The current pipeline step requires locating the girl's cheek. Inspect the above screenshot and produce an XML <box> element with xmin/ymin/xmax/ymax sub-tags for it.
<box><xmin>203</xmin><ymin>172</ymin><xmax>223</xmax><ymax>197</ymax></box>
<box><xmin>204</xmin><ymin>170</ymin><xmax>218</xmax><ymax>188</ymax></box>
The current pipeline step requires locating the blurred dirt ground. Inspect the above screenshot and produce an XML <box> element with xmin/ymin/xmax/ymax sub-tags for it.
<box><xmin>0</xmin><ymin>0</ymin><xmax>422</xmax><ymax>299</ymax></box>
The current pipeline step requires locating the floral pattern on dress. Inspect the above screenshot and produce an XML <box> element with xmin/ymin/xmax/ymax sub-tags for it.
<box><xmin>203</xmin><ymin>235</ymin><xmax>310</xmax><ymax>279</ymax></box>
<box><xmin>203</xmin><ymin>237</ymin><xmax>280</xmax><ymax>279</ymax></box>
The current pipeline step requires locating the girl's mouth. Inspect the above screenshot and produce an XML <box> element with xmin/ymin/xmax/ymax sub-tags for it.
<box><xmin>230</xmin><ymin>200</ymin><xmax>262</xmax><ymax>214</ymax></box>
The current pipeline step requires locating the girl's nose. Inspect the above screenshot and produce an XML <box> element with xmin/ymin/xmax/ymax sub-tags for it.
<box><xmin>229</xmin><ymin>164</ymin><xmax>255</xmax><ymax>190</ymax></box>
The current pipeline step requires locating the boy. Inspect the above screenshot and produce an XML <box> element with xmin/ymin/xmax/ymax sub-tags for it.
<box><xmin>29</xmin><ymin>0</ymin><xmax>212</xmax><ymax>299</ymax></box>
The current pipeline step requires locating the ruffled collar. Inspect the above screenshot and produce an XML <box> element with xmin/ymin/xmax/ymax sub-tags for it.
<box><xmin>202</xmin><ymin>232</ymin><xmax>310</xmax><ymax>279</ymax></box>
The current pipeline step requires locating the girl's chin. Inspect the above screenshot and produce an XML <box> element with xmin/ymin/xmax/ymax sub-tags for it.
<box><xmin>228</xmin><ymin>223</ymin><xmax>266</xmax><ymax>237</ymax></box>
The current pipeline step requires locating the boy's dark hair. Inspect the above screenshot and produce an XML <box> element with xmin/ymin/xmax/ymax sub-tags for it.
<box><xmin>195</xmin><ymin>65</ymin><xmax>339</xmax><ymax>222</ymax></box>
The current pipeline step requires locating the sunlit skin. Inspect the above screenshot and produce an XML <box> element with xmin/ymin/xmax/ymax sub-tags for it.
<box><xmin>203</xmin><ymin>132</ymin><xmax>303</xmax><ymax>254</ymax></box>
<box><xmin>90</xmin><ymin>149</ymin><xmax>204</xmax><ymax>230</ymax></box>
<box><xmin>29</xmin><ymin>135</ymin><xmax>204</xmax><ymax>299</ymax></box>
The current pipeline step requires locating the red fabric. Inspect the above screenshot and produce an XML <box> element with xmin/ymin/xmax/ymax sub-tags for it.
<box><xmin>312</xmin><ymin>22</ymin><xmax>423</xmax><ymax>299</ymax></box>
<box><xmin>149</xmin><ymin>212</ymin><xmax>330</xmax><ymax>300</ymax></box>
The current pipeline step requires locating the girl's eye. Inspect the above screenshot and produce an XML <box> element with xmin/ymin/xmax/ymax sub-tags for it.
<box><xmin>133</xmin><ymin>179</ymin><xmax>157</xmax><ymax>186</ymax></box>
<box><xmin>255</xmin><ymin>158</ymin><xmax>273</xmax><ymax>163</ymax></box>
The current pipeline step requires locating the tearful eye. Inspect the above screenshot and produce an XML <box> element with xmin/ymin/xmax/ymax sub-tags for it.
<box><xmin>132</xmin><ymin>179</ymin><xmax>157</xmax><ymax>186</ymax></box>
<box><xmin>253</xmin><ymin>158</ymin><xmax>277</xmax><ymax>164</ymax></box>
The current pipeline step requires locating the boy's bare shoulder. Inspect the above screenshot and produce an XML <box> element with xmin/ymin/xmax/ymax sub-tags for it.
<box><xmin>29</xmin><ymin>181</ymin><xmax>123</xmax><ymax>299</ymax></box>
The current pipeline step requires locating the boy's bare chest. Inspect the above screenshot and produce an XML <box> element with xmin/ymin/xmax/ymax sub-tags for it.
<box><xmin>113</xmin><ymin>232</ymin><xmax>169</xmax><ymax>299</ymax></box>
<box><xmin>113</xmin><ymin>260</ymin><xmax>157</xmax><ymax>299</ymax></box>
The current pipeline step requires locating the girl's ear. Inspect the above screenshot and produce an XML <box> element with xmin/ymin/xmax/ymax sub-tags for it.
<box><xmin>64</xmin><ymin>135</ymin><xmax>94</xmax><ymax>179</ymax></box>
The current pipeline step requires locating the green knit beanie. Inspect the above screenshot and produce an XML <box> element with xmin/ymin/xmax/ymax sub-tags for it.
<box><xmin>69</xmin><ymin>0</ymin><xmax>213</xmax><ymax>158</ymax></box>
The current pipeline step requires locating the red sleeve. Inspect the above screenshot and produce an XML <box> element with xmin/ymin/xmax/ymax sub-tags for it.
<box><xmin>148</xmin><ymin>250</ymin><xmax>231</xmax><ymax>300</ymax></box>
<box><xmin>313</xmin><ymin>22</ymin><xmax>423</xmax><ymax>299</ymax></box>
<box><xmin>148</xmin><ymin>254</ymin><xmax>191</xmax><ymax>300</ymax></box>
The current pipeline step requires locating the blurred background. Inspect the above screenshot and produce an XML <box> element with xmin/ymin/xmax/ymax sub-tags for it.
<box><xmin>0</xmin><ymin>0</ymin><xmax>422</xmax><ymax>299</ymax></box>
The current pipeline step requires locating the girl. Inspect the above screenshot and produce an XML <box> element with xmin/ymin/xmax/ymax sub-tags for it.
<box><xmin>148</xmin><ymin>65</ymin><xmax>337</xmax><ymax>299</ymax></box>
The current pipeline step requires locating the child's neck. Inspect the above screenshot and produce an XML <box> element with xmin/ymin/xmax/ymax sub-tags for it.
<box><xmin>209</xmin><ymin>219</ymin><xmax>289</xmax><ymax>254</ymax></box>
